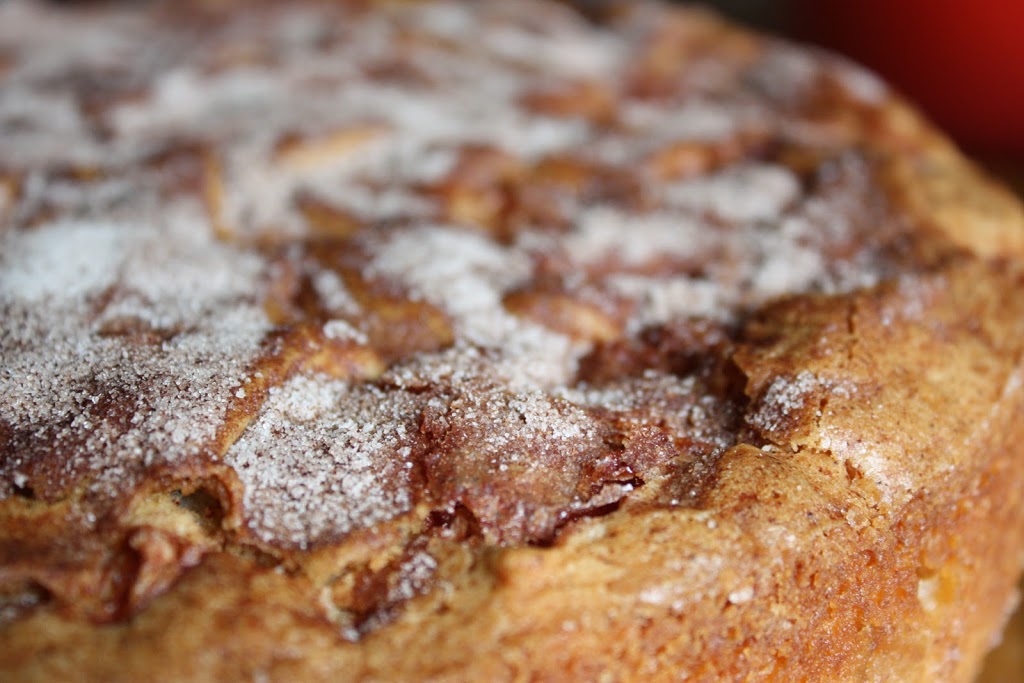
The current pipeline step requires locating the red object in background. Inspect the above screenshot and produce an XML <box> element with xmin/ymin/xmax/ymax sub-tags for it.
<box><xmin>796</xmin><ymin>0</ymin><xmax>1024</xmax><ymax>158</ymax></box>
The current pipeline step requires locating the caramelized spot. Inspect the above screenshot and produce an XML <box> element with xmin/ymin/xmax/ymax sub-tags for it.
<box><xmin>0</xmin><ymin>172</ymin><xmax>19</xmax><ymax>225</ymax></box>
<box><xmin>519</xmin><ymin>80</ymin><xmax>616</xmax><ymax>123</ymax></box>
<box><xmin>294</xmin><ymin>193</ymin><xmax>365</xmax><ymax>240</ymax></box>
<box><xmin>644</xmin><ymin>129</ymin><xmax>772</xmax><ymax>181</ymax></box>
<box><xmin>96</xmin><ymin>316</ymin><xmax>182</xmax><ymax>345</ymax></box>
<box><xmin>424</xmin><ymin>145</ymin><xmax>524</xmax><ymax>235</ymax></box>
<box><xmin>504</xmin><ymin>288</ymin><xmax>622</xmax><ymax>342</ymax></box>
<box><xmin>202</xmin><ymin>150</ymin><xmax>232</xmax><ymax>242</ymax></box>
<box><xmin>342</xmin><ymin>272</ymin><xmax>455</xmax><ymax>363</ymax></box>
<box><xmin>273</xmin><ymin>124</ymin><xmax>389</xmax><ymax>172</ymax></box>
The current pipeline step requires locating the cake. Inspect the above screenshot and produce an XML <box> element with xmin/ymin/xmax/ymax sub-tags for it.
<box><xmin>2</xmin><ymin>1</ymin><xmax>1024</xmax><ymax>681</ymax></box>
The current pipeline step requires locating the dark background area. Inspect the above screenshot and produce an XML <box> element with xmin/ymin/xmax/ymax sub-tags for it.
<box><xmin>692</xmin><ymin>0</ymin><xmax>1024</xmax><ymax>168</ymax></box>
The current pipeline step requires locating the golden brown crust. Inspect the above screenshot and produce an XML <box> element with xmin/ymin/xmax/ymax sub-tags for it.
<box><xmin>1</xmin><ymin>1</ymin><xmax>1024</xmax><ymax>681</ymax></box>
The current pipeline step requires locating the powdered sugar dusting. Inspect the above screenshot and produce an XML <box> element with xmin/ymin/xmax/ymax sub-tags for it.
<box><xmin>0</xmin><ymin>214</ymin><xmax>271</xmax><ymax>498</ymax></box>
<box><xmin>566</xmin><ymin>371</ymin><xmax>735</xmax><ymax>454</ymax></box>
<box><xmin>391</xmin><ymin>550</ymin><xmax>439</xmax><ymax>604</ymax></box>
<box><xmin>1</xmin><ymin>0</ymin><xmax>914</xmax><ymax>552</ymax></box>
<box><xmin>749</xmin><ymin>371</ymin><xmax>856</xmax><ymax>436</ymax></box>
<box><xmin>662</xmin><ymin>164</ymin><xmax>801</xmax><ymax>223</ymax></box>
<box><xmin>608</xmin><ymin>275</ymin><xmax>728</xmax><ymax>329</ymax></box>
<box><xmin>563</xmin><ymin>208</ymin><xmax>708</xmax><ymax>267</ymax></box>
<box><xmin>311</xmin><ymin>268</ymin><xmax>361</xmax><ymax>318</ymax></box>
<box><xmin>225</xmin><ymin>376</ymin><xmax>419</xmax><ymax>548</ymax></box>
<box><xmin>368</xmin><ymin>226</ymin><xmax>531</xmax><ymax>345</ymax></box>
<box><xmin>0</xmin><ymin>222</ymin><xmax>126</xmax><ymax>304</ymax></box>
<box><xmin>365</xmin><ymin>225</ymin><xmax>587</xmax><ymax>388</ymax></box>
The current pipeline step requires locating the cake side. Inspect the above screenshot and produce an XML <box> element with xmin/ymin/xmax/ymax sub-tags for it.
<box><xmin>5</xmin><ymin>257</ymin><xmax>1023</xmax><ymax>683</ymax></box>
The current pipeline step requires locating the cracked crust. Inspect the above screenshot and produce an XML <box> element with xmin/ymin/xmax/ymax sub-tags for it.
<box><xmin>2</xmin><ymin>1</ymin><xmax>1024</xmax><ymax>681</ymax></box>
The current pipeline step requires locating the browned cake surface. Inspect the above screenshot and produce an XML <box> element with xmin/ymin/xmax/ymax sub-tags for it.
<box><xmin>2</xmin><ymin>1</ymin><xmax>1024</xmax><ymax>681</ymax></box>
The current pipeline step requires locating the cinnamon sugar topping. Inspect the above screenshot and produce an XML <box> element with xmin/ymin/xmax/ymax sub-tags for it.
<box><xmin>0</xmin><ymin>0</ymin><xmax>913</xmax><ymax>550</ymax></box>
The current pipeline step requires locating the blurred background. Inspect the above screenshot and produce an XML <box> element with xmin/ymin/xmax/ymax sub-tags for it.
<box><xmin>692</xmin><ymin>0</ymin><xmax>1024</xmax><ymax>194</ymax></box>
